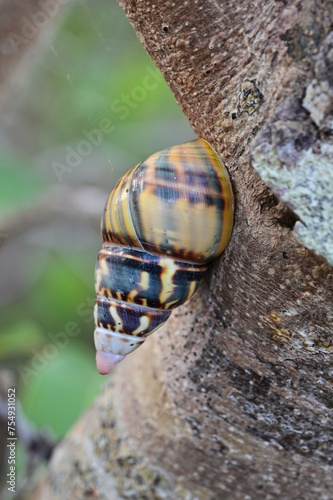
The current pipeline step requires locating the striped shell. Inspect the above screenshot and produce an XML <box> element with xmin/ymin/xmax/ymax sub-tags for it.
<box><xmin>94</xmin><ymin>138</ymin><xmax>234</xmax><ymax>374</ymax></box>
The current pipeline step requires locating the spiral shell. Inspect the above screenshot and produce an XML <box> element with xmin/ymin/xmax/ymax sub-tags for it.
<box><xmin>94</xmin><ymin>138</ymin><xmax>234</xmax><ymax>374</ymax></box>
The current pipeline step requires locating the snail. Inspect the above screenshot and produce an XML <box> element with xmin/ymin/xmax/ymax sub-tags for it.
<box><xmin>94</xmin><ymin>138</ymin><xmax>234</xmax><ymax>374</ymax></box>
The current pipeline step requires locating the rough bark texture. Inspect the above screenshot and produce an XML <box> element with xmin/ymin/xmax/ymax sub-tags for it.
<box><xmin>28</xmin><ymin>1</ymin><xmax>333</xmax><ymax>499</ymax></box>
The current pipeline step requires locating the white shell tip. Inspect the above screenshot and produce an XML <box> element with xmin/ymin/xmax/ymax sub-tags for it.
<box><xmin>96</xmin><ymin>351</ymin><xmax>125</xmax><ymax>375</ymax></box>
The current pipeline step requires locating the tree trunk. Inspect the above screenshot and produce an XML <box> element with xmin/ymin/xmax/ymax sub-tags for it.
<box><xmin>28</xmin><ymin>1</ymin><xmax>333</xmax><ymax>499</ymax></box>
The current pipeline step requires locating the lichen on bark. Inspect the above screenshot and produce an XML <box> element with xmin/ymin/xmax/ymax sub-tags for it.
<box><xmin>252</xmin><ymin>29</ymin><xmax>333</xmax><ymax>266</ymax></box>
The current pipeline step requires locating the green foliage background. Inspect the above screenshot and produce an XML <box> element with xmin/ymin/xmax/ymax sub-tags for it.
<box><xmin>0</xmin><ymin>0</ymin><xmax>194</xmax><ymax>480</ymax></box>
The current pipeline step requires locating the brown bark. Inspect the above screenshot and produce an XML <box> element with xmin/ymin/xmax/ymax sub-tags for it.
<box><xmin>28</xmin><ymin>1</ymin><xmax>333</xmax><ymax>499</ymax></box>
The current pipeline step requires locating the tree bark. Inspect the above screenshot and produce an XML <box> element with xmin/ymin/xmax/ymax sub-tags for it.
<box><xmin>27</xmin><ymin>1</ymin><xmax>333</xmax><ymax>499</ymax></box>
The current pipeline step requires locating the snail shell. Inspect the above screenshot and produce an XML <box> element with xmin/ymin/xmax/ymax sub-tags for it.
<box><xmin>94</xmin><ymin>138</ymin><xmax>234</xmax><ymax>374</ymax></box>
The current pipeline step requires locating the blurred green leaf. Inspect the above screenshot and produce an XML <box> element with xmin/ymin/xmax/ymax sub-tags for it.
<box><xmin>20</xmin><ymin>342</ymin><xmax>102</xmax><ymax>437</ymax></box>
<box><xmin>28</xmin><ymin>254</ymin><xmax>93</xmax><ymax>334</ymax></box>
<box><xmin>0</xmin><ymin>151</ymin><xmax>46</xmax><ymax>213</ymax></box>
<box><xmin>0</xmin><ymin>321</ymin><xmax>44</xmax><ymax>359</ymax></box>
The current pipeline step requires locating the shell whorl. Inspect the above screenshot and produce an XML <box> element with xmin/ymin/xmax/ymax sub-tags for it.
<box><xmin>94</xmin><ymin>138</ymin><xmax>234</xmax><ymax>374</ymax></box>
